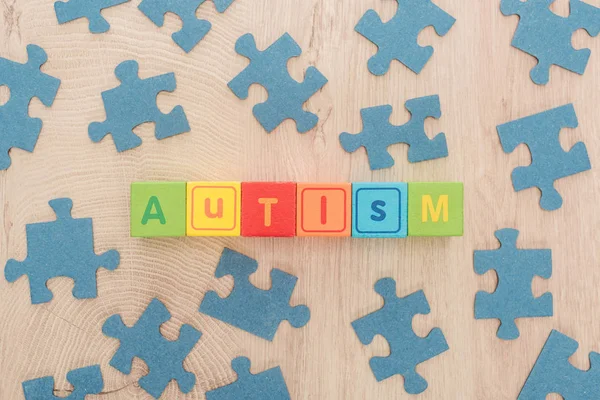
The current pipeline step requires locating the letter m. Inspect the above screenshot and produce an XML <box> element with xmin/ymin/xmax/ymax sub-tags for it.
<box><xmin>422</xmin><ymin>195</ymin><xmax>448</xmax><ymax>223</ymax></box>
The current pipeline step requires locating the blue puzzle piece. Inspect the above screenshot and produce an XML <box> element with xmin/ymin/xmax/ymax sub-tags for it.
<box><xmin>228</xmin><ymin>33</ymin><xmax>328</xmax><ymax>133</ymax></box>
<box><xmin>355</xmin><ymin>0</ymin><xmax>455</xmax><ymax>75</ymax></box>
<box><xmin>139</xmin><ymin>0</ymin><xmax>236</xmax><ymax>52</ymax></box>
<box><xmin>5</xmin><ymin>198</ymin><xmax>120</xmax><ymax>304</ymax></box>
<box><xmin>501</xmin><ymin>0</ymin><xmax>600</xmax><ymax>85</ymax></box>
<box><xmin>22</xmin><ymin>365</ymin><xmax>103</xmax><ymax>400</ymax></box>
<box><xmin>54</xmin><ymin>0</ymin><xmax>129</xmax><ymax>33</ymax></box>
<box><xmin>89</xmin><ymin>60</ymin><xmax>190</xmax><ymax>152</ymax></box>
<box><xmin>475</xmin><ymin>229</ymin><xmax>552</xmax><ymax>340</ymax></box>
<box><xmin>0</xmin><ymin>45</ymin><xmax>60</xmax><ymax>170</ymax></box>
<box><xmin>519</xmin><ymin>330</ymin><xmax>600</xmax><ymax>399</ymax></box>
<box><xmin>206</xmin><ymin>357</ymin><xmax>291</xmax><ymax>400</ymax></box>
<box><xmin>497</xmin><ymin>104</ymin><xmax>591</xmax><ymax>211</ymax></box>
<box><xmin>199</xmin><ymin>248</ymin><xmax>310</xmax><ymax>341</ymax></box>
<box><xmin>339</xmin><ymin>95</ymin><xmax>448</xmax><ymax>170</ymax></box>
<box><xmin>103</xmin><ymin>298</ymin><xmax>202</xmax><ymax>399</ymax></box>
<box><xmin>351</xmin><ymin>278</ymin><xmax>449</xmax><ymax>394</ymax></box>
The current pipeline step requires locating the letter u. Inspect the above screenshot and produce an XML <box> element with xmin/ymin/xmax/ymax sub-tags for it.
<box><xmin>205</xmin><ymin>198</ymin><xmax>223</xmax><ymax>218</ymax></box>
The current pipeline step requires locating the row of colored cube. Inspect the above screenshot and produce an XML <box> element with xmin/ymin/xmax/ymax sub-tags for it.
<box><xmin>130</xmin><ymin>182</ymin><xmax>463</xmax><ymax>238</ymax></box>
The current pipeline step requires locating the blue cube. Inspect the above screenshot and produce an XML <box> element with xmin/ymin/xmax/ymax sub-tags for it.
<box><xmin>352</xmin><ymin>183</ymin><xmax>408</xmax><ymax>238</ymax></box>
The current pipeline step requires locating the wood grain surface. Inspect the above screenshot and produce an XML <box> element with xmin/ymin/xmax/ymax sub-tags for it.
<box><xmin>1</xmin><ymin>0</ymin><xmax>599</xmax><ymax>398</ymax></box>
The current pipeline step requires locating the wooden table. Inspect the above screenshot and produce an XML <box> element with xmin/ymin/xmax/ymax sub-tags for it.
<box><xmin>1</xmin><ymin>0</ymin><xmax>599</xmax><ymax>398</ymax></box>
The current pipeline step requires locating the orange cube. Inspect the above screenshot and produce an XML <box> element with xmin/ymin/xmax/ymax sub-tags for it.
<box><xmin>296</xmin><ymin>183</ymin><xmax>351</xmax><ymax>237</ymax></box>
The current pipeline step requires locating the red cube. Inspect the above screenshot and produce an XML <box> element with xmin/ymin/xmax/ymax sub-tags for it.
<box><xmin>241</xmin><ymin>182</ymin><xmax>297</xmax><ymax>237</ymax></box>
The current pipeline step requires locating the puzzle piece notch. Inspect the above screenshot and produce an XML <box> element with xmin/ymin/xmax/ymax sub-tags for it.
<box><xmin>4</xmin><ymin>198</ymin><xmax>120</xmax><ymax>304</ymax></box>
<box><xmin>138</xmin><ymin>0</ymin><xmax>236</xmax><ymax>52</ymax></box>
<box><xmin>0</xmin><ymin>44</ymin><xmax>61</xmax><ymax>170</ymax></box>
<box><xmin>206</xmin><ymin>357</ymin><xmax>291</xmax><ymax>400</ymax></box>
<box><xmin>228</xmin><ymin>33</ymin><xmax>328</xmax><ymax>133</ymax></box>
<box><xmin>89</xmin><ymin>60</ymin><xmax>190</xmax><ymax>152</ymax></box>
<box><xmin>22</xmin><ymin>365</ymin><xmax>103</xmax><ymax>400</ymax></box>
<box><xmin>54</xmin><ymin>0</ymin><xmax>129</xmax><ymax>33</ymax></box>
<box><xmin>339</xmin><ymin>95</ymin><xmax>448</xmax><ymax>170</ymax></box>
<box><xmin>351</xmin><ymin>278</ymin><xmax>449</xmax><ymax>394</ymax></box>
<box><xmin>355</xmin><ymin>0</ymin><xmax>456</xmax><ymax>75</ymax></box>
<box><xmin>500</xmin><ymin>0</ymin><xmax>600</xmax><ymax>85</ymax></box>
<box><xmin>519</xmin><ymin>330</ymin><xmax>600</xmax><ymax>399</ymax></box>
<box><xmin>497</xmin><ymin>103</ymin><xmax>591</xmax><ymax>211</ymax></box>
<box><xmin>199</xmin><ymin>247</ymin><xmax>310</xmax><ymax>341</ymax></box>
<box><xmin>102</xmin><ymin>298</ymin><xmax>201</xmax><ymax>399</ymax></box>
<box><xmin>474</xmin><ymin>229</ymin><xmax>552</xmax><ymax>340</ymax></box>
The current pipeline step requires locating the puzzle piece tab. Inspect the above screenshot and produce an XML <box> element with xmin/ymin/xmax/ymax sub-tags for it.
<box><xmin>102</xmin><ymin>298</ymin><xmax>202</xmax><ymax>399</ymax></box>
<box><xmin>0</xmin><ymin>45</ymin><xmax>60</xmax><ymax>170</ymax></box>
<box><xmin>5</xmin><ymin>198</ymin><xmax>120</xmax><ymax>304</ymax></box>
<box><xmin>339</xmin><ymin>95</ymin><xmax>448</xmax><ymax>170</ymax></box>
<box><xmin>199</xmin><ymin>248</ymin><xmax>310</xmax><ymax>341</ymax></box>
<box><xmin>139</xmin><ymin>0</ymin><xmax>236</xmax><ymax>52</ymax></box>
<box><xmin>497</xmin><ymin>104</ymin><xmax>590</xmax><ymax>211</ymax></box>
<box><xmin>351</xmin><ymin>278</ymin><xmax>449</xmax><ymax>394</ymax></box>
<box><xmin>519</xmin><ymin>330</ymin><xmax>600</xmax><ymax>399</ymax></box>
<box><xmin>54</xmin><ymin>0</ymin><xmax>129</xmax><ymax>33</ymax></box>
<box><xmin>501</xmin><ymin>0</ymin><xmax>600</xmax><ymax>85</ymax></box>
<box><xmin>228</xmin><ymin>33</ymin><xmax>328</xmax><ymax>133</ymax></box>
<box><xmin>475</xmin><ymin>229</ymin><xmax>552</xmax><ymax>340</ymax></box>
<box><xmin>206</xmin><ymin>357</ymin><xmax>291</xmax><ymax>400</ymax></box>
<box><xmin>89</xmin><ymin>60</ymin><xmax>190</xmax><ymax>152</ymax></box>
<box><xmin>22</xmin><ymin>365</ymin><xmax>103</xmax><ymax>400</ymax></box>
<box><xmin>355</xmin><ymin>0</ymin><xmax>456</xmax><ymax>75</ymax></box>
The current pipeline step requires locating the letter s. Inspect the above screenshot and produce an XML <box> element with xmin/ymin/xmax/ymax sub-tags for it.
<box><xmin>371</xmin><ymin>200</ymin><xmax>386</xmax><ymax>222</ymax></box>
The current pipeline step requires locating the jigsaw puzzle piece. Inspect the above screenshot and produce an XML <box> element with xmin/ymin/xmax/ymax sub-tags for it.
<box><xmin>519</xmin><ymin>330</ymin><xmax>600</xmax><ymax>399</ymax></box>
<box><xmin>103</xmin><ymin>298</ymin><xmax>201</xmax><ymax>399</ymax></box>
<box><xmin>206</xmin><ymin>357</ymin><xmax>291</xmax><ymax>400</ymax></box>
<box><xmin>228</xmin><ymin>33</ymin><xmax>328</xmax><ymax>133</ymax></box>
<box><xmin>54</xmin><ymin>0</ymin><xmax>129</xmax><ymax>33</ymax></box>
<box><xmin>253</xmin><ymin>66</ymin><xmax>328</xmax><ymax>133</ymax></box>
<box><xmin>0</xmin><ymin>45</ymin><xmax>61</xmax><ymax>107</ymax></box>
<box><xmin>501</xmin><ymin>0</ymin><xmax>600</xmax><ymax>85</ymax></box>
<box><xmin>497</xmin><ymin>104</ymin><xmax>590</xmax><ymax>211</ymax></box>
<box><xmin>22</xmin><ymin>365</ymin><xmax>103</xmax><ymax>400</ymax></box>
<box><xmin>212</xmin><ymin>0</ymin><xmax>235</xmax><ymax>12</ymax></box>
<box><xmin>351</xmin><ymin>278</ymin><xmax>449</xmax><ymax>394</ymax></box>
<box><xmin>401</xmin><ymin>95</ymin><xmax>448</xmax><ymax>162</ymax></box>
<box><xmin>475</xmin><ymin>229</ymin><xmax>552</xmax><ymax>340</ymax></box>
<box><xmin>4</xmin><ymin>198</ymin><xmax>120</xmax><ymax>304</ymax></box>
<box><xmin>339</xmin><ymin>95</ymin><xmax>447</xmax><ymax>170</ymax></box>
<box><xmin>0</xmin><ymin>45</ymin><xmax>60</xmax><ymax>170</ymax></box>
<box><xmin>89</xmin><ymin>60</ymin><xmax>189</xmax><ymax>152</ymax></box>
<box><xmin>355</xmin><ymin>0</ymin><xmax>456</xmax><ymax>75</ymax></box>
<box><xmin>0</xmin><ymin>115</ymin><xmax>41</xmax><ymax>171</ymax></box>
<box><xmin>228</xmin><ymin>33</ymin><xmax>301</xmax><ymax>100</ymax></box>
<box><xmin>199</xmin><ymin>248</ymin><xmax>310</xmax><ymax>341</ymax></box>
<box><xmin>339</xmin><ymin>105</ymin><xmax>399</xmax><ymax>170</ymax></box>
<box><xmin>139</xmin><ymin>0</ymin><xmax>213</xmax><ymax>52</ymax></box>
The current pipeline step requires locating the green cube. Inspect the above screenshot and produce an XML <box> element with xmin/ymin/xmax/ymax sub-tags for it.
<box><xmin>408</xmin><ymin>182</ymin><xmax>463</xmax><ymax>237</ymax></box>
<box><xmin>131</xmin><ymin>182</ymin><xmax>186</xmax><ymax>237</ymax></box>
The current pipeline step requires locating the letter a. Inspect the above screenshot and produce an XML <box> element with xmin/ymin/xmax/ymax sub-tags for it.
<box><xmin>142</xmin><ymin>196</ymin><xmax>166</xmax><ymax>225</ymax></box>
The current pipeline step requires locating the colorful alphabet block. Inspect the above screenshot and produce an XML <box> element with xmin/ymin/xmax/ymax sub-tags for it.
<box><xmin>352</xmin><ymin>183</ymin><xmax>408</xmax><ymax>238</ymax></box>
<box><xmin>408</xmin><ymin>182</ymin><xmax>463</xmax><ymax>237</ymax></box>
<box><xmin>187</xmin><ymin>182</ymin><xmax>241</xmax><ymax>237</ymax></box>
<box><xmin>296</xmin><ymin>183</ymin><xmax>352</xmax><ymax>237</ymax></box>
<box><xmin>131</xmin><ymin>182</ymin><xmax>186</xmax><ymax>237</ymax></box>
<box><xmin>132</xmin><ymin>181</ymin><xmax>463</xmax><ymax>238</ymax></box>
<box><xmin>241</xmin><ymin>182</ymin><xmax>296</xmax><ymax>237</ymax></box>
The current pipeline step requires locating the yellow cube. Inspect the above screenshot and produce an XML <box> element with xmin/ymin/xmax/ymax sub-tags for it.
<box><xmin>187</xmin><ymin>182</ymin><xmax>241</xmax><ymax>236</ymax></box>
